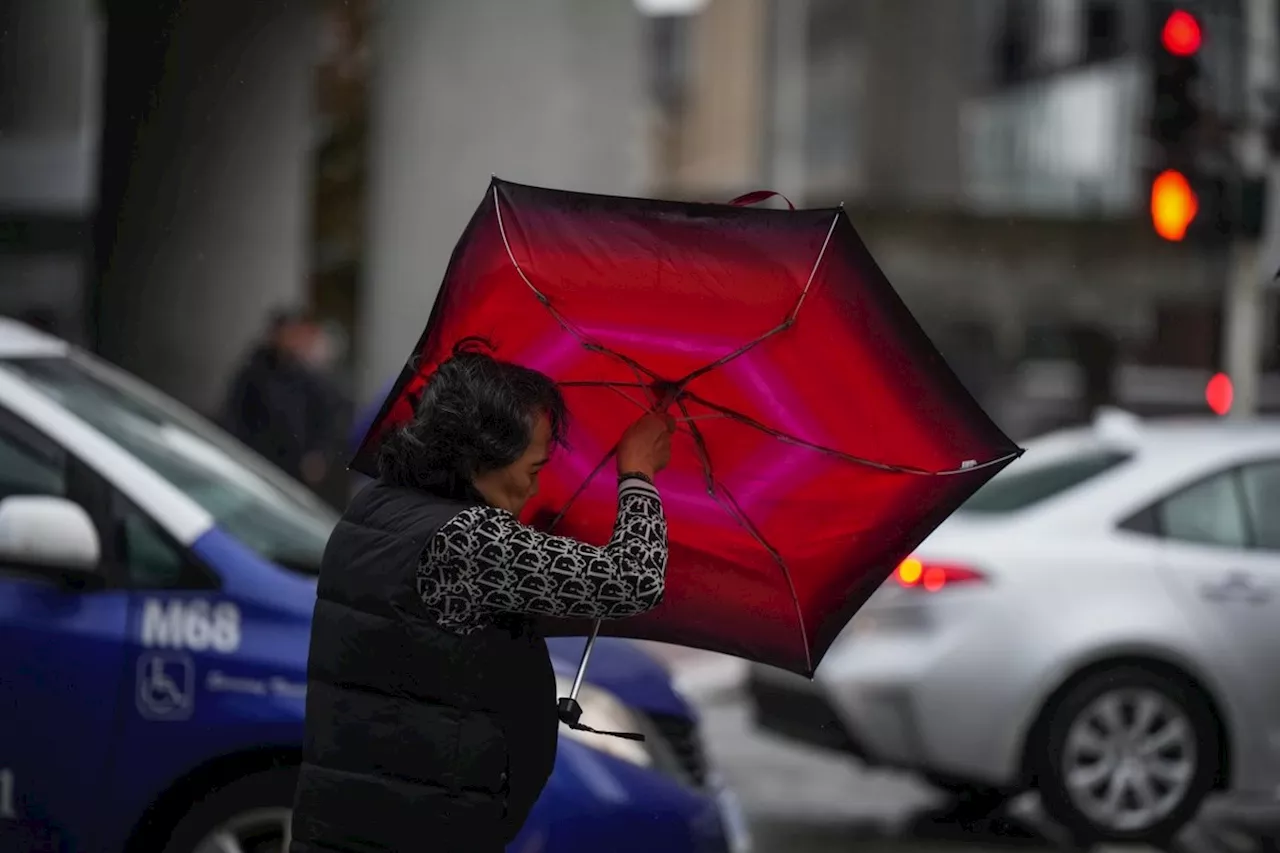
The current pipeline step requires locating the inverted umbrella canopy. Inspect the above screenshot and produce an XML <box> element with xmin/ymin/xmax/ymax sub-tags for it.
<box><xmin>352</xmin><ymin>178</ymin><xmax>1022</xmax><ymax>677</ymax></box>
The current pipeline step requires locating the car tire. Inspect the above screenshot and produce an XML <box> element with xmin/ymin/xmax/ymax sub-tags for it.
<box><xmin>161</xmin><ymin>766</ymin><xmax>297</xmax><ymax>853</ymax></box>
<box><xmin>1035</xmin><ymin>666</ymin><xmax>1218</xmax><ymax>846</ymax></box>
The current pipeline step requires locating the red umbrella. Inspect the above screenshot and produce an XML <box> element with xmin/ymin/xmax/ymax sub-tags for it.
<box><xmin>352</xmin><ymin>178</ymin><xmax>1021</xmax><ymax>681</ymax></box>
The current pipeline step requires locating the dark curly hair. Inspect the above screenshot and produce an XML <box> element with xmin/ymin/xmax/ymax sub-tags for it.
<box><xmin>377</xmin><ymin>339</ymin><xmax>568</xmax><ymax>500</ymax></box>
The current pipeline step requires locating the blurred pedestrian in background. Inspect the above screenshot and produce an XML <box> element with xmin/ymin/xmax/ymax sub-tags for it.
<box><xmin>222</xmin><ymin>307</ymin><xmax>348</xmax><ymax>494</ymax></box>
<box><xmin>1068</xmin><ymin>322</ymin><xmax>1118</xmax><ymax>423</ymax></box>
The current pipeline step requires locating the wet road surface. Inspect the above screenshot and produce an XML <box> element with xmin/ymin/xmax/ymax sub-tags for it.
<box><xmin>696</xmin><ymin>693</ymin><xmax>1276</xmax><ymax>853</ymax></box>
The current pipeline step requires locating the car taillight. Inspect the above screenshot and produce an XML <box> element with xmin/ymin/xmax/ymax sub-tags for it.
<box><xmin>893</xmin><ymin>557</ymin><xmax>986</xmax><ymax>592</ymax></box>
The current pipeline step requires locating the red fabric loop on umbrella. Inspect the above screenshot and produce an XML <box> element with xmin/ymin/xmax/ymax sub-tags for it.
<box><xmin>728</xmin><ymin>190</ymin><xmax>796</xmax><ymax>210</ymax></box>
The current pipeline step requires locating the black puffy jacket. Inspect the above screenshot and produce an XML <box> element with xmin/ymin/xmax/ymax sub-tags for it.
<box><xmin>290</xmin><ymin>481</ymin><xmax>559</xmax><ymax>853</ymax></box>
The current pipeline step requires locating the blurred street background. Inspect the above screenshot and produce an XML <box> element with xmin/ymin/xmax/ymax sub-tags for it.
<box><xmin>4</xmin><ymin>1</ymin><xmax>1280</xmax><ymax>851</ymax></box>
<box><xmin>7</xmin><ymin>0</ymin><xmax>1278</xmax><ymax>444</ymax></box>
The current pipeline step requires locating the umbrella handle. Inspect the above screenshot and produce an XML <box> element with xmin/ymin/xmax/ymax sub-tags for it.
<box><xmin>556</xmin><ymin>619</ymin><xmax>647</xmax><ymax>742</ymax></box>
<box><xmin>728</xmin><ymin>190</ymin><xmax>796</xmax><ymax>210</ymax></box>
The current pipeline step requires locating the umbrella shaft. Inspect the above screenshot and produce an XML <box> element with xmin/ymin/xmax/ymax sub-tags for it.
<box><xmin>569</xmin><ymin>620</ymin><xmax>602</xmax><ymax>700</ymax></box>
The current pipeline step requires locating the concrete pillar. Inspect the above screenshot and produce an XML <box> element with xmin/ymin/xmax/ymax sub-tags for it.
<box><xmin>98</xmin><ymin>0</ymin><xmax>318</xmax><ymax>415</ymax></box>
<box><xmin>0</xmin><ymin>0</ymin><xmax>102</xmax><ymax>212</ymax></box>
<box><xmin>359</xmin><ymin>0</ymin><xmax>649</xmax><ymax>403</ymax></box>
<box><xmin>0</xmin><ymin>0</ymin><xmax>103</xmax><ymax>344</ymax></box>
<box><xmin>675</xmin><ymin>0</ymin><xmax>767</xmax><ymax>191</ymax></box>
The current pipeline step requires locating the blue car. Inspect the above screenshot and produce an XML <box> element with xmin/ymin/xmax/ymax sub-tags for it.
<box><xmin>0</xmin><ymin>320</ymin><xmax>748</xmax><ymax>852</ymax></box>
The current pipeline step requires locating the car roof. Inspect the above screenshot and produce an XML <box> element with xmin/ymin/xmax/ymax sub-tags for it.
<box><xmin>1127</xmin><ymin>418</ymin><xmax>1279</xmax><ymax>461</ymax></box>
<box><xmin>916</xmin><ymin>413</ymin><xmax>1280</xmax><ymax>561</ymax></box>
<box><xmin>1132</xmin><ymin>416</ymin><xmax>1280</xmax><ymax>444</ymax></box>
<box><xmin>0</xmin><ymin>317</ymin><xmax>70</xmax><ymax>358</ymax></box>
<box><xmin>974</xmin><ymin>413</ymin><xmax>1280</xmax><ymax>527</ymax></box>
<box><xmin>1020</xmin><ymin>412</ymin><xmax>1280</xmax><ymax>461</ymax></box>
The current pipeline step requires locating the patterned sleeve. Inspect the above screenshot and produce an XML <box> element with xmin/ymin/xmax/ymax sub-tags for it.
<box><xmin>417</xmin><ymin>476</ymin><xmax>668</xmax><ymax>630</ymax></box>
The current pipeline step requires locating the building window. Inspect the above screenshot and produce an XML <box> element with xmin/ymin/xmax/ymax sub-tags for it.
<box><xmin>994</xmin><ymin>0</ymin><xmax>1034</xmax><ymax>85</ymax></box>
<box><xmin>1083</xmin><ymin>0</ymin><xmax>1121</xmax><ymax>63</ymax></box>
<box><xmin>647</xmin><ymin>14</ymin><xmax>692</xmax><ymax>116</ymax></box>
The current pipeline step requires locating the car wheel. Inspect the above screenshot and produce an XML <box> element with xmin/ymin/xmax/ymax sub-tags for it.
<box><xmin>1036</xmin><ymin>667</ymin><xmax>1217</xmax><ymax>845</ymax></box>
<box><xmin>161</xmin><ymin>767</ymin><xmax>297</xmax><ymax>853</ymax></box>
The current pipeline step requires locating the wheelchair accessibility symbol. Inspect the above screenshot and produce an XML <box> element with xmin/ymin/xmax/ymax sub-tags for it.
<box><xmin>136</xmin><ymin>651</ymin><xmax>195</xmax><ymax>721</ymax></box>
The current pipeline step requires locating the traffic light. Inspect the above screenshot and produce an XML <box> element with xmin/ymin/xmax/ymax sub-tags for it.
<box><xmin>1160</xmin><ymin>8</ymin><xmax>1202</xmax><ymax>56</ymax></box>
<box><xmin>1206</xmin><ymin>372</ymin><xmax>1233</xmax><ymax>416</ymax></box>
<box><xmin>1149</xmin><ymin>4</ymin><xmax>1203</xmax><ymax>160</ymax></box>
<box><xmin>1146</xmin><ymin>167</ymin><xmax>1228</xmax><ymax>244</ymax></box>
<box><xmin>1147</xmin><ymin>4</ymin><xmax>1268</xmax><ymax>242</ymax></box>
<box><xmin>1150</xmin><ymin>169</ymin><xmax>1198</xmax><ymax>241</ymax></box>
<box><xmin>1147</xmin><ymin>3</ymin><xmax>1221</xmax><ymax>243</ymax></box>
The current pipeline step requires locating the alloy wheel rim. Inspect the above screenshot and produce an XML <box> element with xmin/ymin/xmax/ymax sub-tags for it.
<box><xmin>1061</xmin><ymin>687</ymin><xmax>1197</xmax><ymax>833</ymax></box>
<box><xmin>192</xmin><ymin>807</ymin><xmax>292</xmax><ymax>853</ymax></box>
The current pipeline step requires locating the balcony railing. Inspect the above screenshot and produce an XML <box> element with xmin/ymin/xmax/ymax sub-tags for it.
<box><xmin>960</xmin><ymin>58</ymin><xmax>1146</xmax><ymax>218</ymax></box>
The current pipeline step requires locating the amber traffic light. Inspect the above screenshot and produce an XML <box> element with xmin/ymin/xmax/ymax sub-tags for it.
<box><xmin>1150</xmin><ymin>169</ymin><xmax>1198</xmax><ymax>241</ymax></box>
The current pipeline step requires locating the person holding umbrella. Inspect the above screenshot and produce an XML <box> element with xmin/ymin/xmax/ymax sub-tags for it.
<box><xmin>308</xmin><ymin>177</ymin><xmax>1021</xmax><ymax>852</ymax></box>
<box><xmin>290</xmin><ymin>341</ymin><xmax>675</xmax><ymax>853</ymax></box>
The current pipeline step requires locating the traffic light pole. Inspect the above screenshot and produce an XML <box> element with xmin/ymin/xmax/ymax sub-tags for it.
<box><xmin>1222</xmin><ymin>0</ymin><xmax>1278</xmax><ymax>418</ymax></box>
<box><xmin>1224</xmin><ymin>240</ymin><xmax>1265</xmax><ymax>416</ymax></box>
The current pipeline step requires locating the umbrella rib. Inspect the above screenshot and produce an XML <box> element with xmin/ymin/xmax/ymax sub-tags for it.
<box><xmin>492</xmin><ymin>186</ymin><xmax>661</xmax><ymax>390</ymax></box>
<box><xmin>677</xmin><ymin>398</ymin><xmax>717</xmax><ymax>497</ymax></box>
<box><xmin>677</xmin><ymin>211</ymin><xmax>841</xmax><ymax>387</ymax></box>
<box><xmin>557</xmin><ymin>380</ymin><xmax>652</xmax><ymax>413</ymax></box>
<box><xmin>603</xmin><ymin>384</ymin><xmax>652</xmax><ymax>414</ymax></box>
<box><xmin>678</xmin><ymin>319</ymin><xmax>792</xmax><ymax>387</ymax></box>
<box><xmin>556</xmin><ymin>383</ymin><xmax>699</xmax><ymax>443</ymax></box>
<box><xmin>788</xmin><ymin>211</ymin><xmax>841</xmax><ymax>323</ymax></box>
<box><xmin>683</xmin><ymin>391</ymin><xmax>1020</xmax><ymax>476</ymax></box>
<box><xmin>548</xmin><ymin>445</ymin><xmax>619</xmax><ymax>533</ymax></box>
<box><xmin>678</xmin><ymin>400</ymin><xmax>812</xmax><ymax>674</ymax></box>
<box><xmin>717</xmin><ymin>480</ymin><xmax>813</xmax><ymax>675</ymax></box>
<box><xmin>558</xmin><ymin>381</ymin><xmax>650</xmax><ymax>388</ymax></box>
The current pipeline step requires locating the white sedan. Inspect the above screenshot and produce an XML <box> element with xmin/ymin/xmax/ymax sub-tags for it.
<box><xmin>749</xmin><ymin>410</ymin><xmax>1280</xmax><ymax>845</ymax></box>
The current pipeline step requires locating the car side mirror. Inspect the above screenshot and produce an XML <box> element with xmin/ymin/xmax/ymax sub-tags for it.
<box><xmin>0</xmin><ymin>495</ymin><xmax>104</xmax><ymax>590</ymax></box>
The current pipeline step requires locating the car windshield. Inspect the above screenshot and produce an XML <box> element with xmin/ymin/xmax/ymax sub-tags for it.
<box><xmin>0</xmin><ymin>355</ymin><xmax>337</xmax><ymax>573</ymax></box>
<box><xmin>958</xmin><ymin>449</ymin><xmax>1132</xmax><ymax>514</ymax></box>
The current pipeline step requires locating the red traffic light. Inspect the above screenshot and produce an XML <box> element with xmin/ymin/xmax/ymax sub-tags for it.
<box><xmin>1206</xmin><ymin>372</ymin><xmax>1233</xmax><ymax>416</ymax></box>
<box><xmin>1161</xmin><ymin>9</ymin><xmax>1202</xmax><ymax>56</ymax></box>
<box><xmin>1151</xmin><ymin>170</ymin><xmax>1198</xmax><ymax>241</ymax></box>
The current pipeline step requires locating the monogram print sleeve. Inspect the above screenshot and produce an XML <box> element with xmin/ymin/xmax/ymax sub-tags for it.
<box><xmin>418</xmin><ymin>477</ymin><xmax>667</xmax><ymax>634</ymax></box>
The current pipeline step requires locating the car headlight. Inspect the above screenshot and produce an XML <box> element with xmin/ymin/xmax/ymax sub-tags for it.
<box><xmin>553</xmin><ymin>675</ymin><xmax>656</xmax><ymax>768</ymax></box>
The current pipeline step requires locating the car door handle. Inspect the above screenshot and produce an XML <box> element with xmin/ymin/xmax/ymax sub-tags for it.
<box><xmin>1202</xmin><ymin>572</ymin><xmax>1271</xmax><ymax>604</ymax></box>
